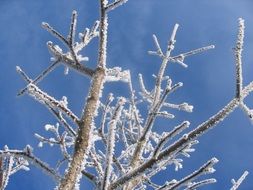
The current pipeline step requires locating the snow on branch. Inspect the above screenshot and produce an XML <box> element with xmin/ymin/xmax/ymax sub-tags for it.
<box><xmin>109</xmin><ymin>63</ymin><xmax>253</xmax><ymax>190</ymax></box>
<box><xmin>105</xmin><ymin>67</ymin><xmax>130</xmax><ymax>82</ymax></box>
<box><xmin>41</xmin><ymin>22</ymin><xmax>68</xmax><ymax>45</ymax></box>
<box><xmin>105</xmin><ymin>0</ymin><xmax>128</xmax><ymax>12</ymax></box>
<box><xmin>158</xmin><ymin>157</ymin><xmax>218</xmax><ymax>190</ymax></box>
<box><xmin>170</xmin><ymin>45</ymin><xmax>215</xmax><ymax>68</ymax></box>
<box><xmin>46</xmin><ymin>105</ymin><xmax>77</xmax><ymax>137</ymax></box>
<box><xmin>46</xmin><ymin>41</ymin><xmax>94</xmax><ymax>77</ymax></box>
<box><xmin>42</xmin><ymin>11</ymin><xmax>98</xmax><ymax>78</ymax></box>
<box><xmin>111</xmin><ymin>88</ymin><xmax>250</xmax><ymax>189</ymax></box>
<box><xmin>0</xmin><ymin>146</ymin><xmax>61</xmax><ymax>182</ymax></box>
<box><xmin>16</xmin><ymin>66</ymin><xmax>31</xmax><ymax>83</ymax></box>
<box><xmin>76</xmin><ymin>20</ymin><xmax>99</xmax><ymax>53</ymax></box>
<box><xmin>148</xmin><ymin>34</ymin><xmax>164</xmax><ymax>57</ymax></box>
<box><xmin>234</xmin><ymin>18</ymin><xmax>245</xmax><ymax>99</ymax></box>
<box><xmin>152</xmin><ymin>121</ymin><xmax>190</xmax><ymax>159</ymax></box>
<box><xmin>166</xmin><ymin>23</ymin><xmax>179</xmax><ymax>53</ymax></box>
<box><xmin>127</xmin><ymin>24</ymin><xmax>215</xmax><ymax>184</ymax></box>
<box><xmin>230</xmin><ymin>171</ymin><xmax>249</xmax><ymax>190</ymax></box>
<box><xmin>185</xmin><ymin>178</ymin><xmax>217</xmax><ymax>190</ymax></box>
<box><xmin>68</xmin><ymin>10</ymin><xmax>77</xmax><ymax>47</ymax></box>
<box><xmin>138</xmin><ymin>73</ymin><xmax>153</xmax><ymax>102</ymax></box>
<box><xmin>102</xmin><ymin>97</ymin><xmax>126</xmax><ymax>190</ymax></box>
<box><xmin>58</xmin><ymin>2</ymin><xmax>109</xmax><ymax>189</ymax></box>
<box><xmin>98</xmin><ymin>93</ymin><xmax>114</xmax><ymax>137</ymax></box>
<box><xmin>67</xmin><ymin>10</ymin><xmax>79</xmax><ymax>66</ymax></box>
<box><xmin>35</xmin><ymin>123</ymin><xmax>73</xmax><ymax>162</ymax></box>
<box><xmin>163</xmin><ymin>102</ymin><xmax>193</xmax><ymax>113</ymax></box>
<box><xmin>17</xmin><ymin>60</ymin><xmax>61</xmax><ymax>96</ymax></box>
<box><xmin>0</xmin><ymin>153</ymin><xmax>14</xmax><ymax>190</ymax></box>
<box><xmin>240</xmin><ymin>103</ymin><xmax>253</xmax><ymax>124</ymax></box>
<box><xmin>26</xmin><ymin>83</ymin><xmax>79</xmax><ymax>123</ymax></box>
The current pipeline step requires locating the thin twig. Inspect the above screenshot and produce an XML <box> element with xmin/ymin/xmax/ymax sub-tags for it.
<box><xmin>230</xmin><ymin>171</ymin><xmax>249</xmax><ymax>190</ymax></box>
<box><xmin>17</xmin><ymin>59</ymin><xmax>60</xmax><ymax>96</ymax></box>
<box><xmin>105</xmin><ymin>0</ymin><xmax>128</xmax><ymax>12</ymax></box>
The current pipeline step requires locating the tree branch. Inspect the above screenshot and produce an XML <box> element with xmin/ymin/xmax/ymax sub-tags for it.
<box><xmin>234</xmin><ymin>18</ymin><xmax>244</xmax><ymax>100</ymax></box>
<box><xmin>109</xmin><ymin>81</ymin><xmax>253</xmax><ymax>189</ymax></box>
<box><xmin>0</xmin><ymin>148</ymin><xmax>61</xmax><ymax>182</ymax></box>
<box><xmin>57</xmin><ymin>1</ymin><xmax>108</xmax><ymax>189</ymax></box>
<box><xmin>230</xmin><ymin>171</ymin><xmax>249</xmax><ymax>190</ymax></box>
<box><xmin>159</xmin><ymin>157</ymin><xmax>218</xmax><ymax>190</ymax></box>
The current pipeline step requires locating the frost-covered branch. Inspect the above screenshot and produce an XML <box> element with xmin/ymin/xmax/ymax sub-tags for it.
<box><xmin>42</xmin><ymin>22</ymin><xmax>68</xmax><ymax>45</ymax></box>
<box><xmin>46</xmin><ymin>105</ymin><xmax>77</xmax><ymax>137</ymax></box>
<box><xmin>105</xmin><ymin>0</ymin><xmax>128</xmax><ymax>12</ymax></box>
<box><xmin>35</xmin><ymin>123</ymin><xmax>73</xmax><ymax>162</ymax></box>
<box><xmin>0</xmin><ymin>155</ymin><xmax>14</xmax><ymax>190</ymax></box>
<box><xmin>17</xmin><ymin>66</ymin><xmax>80</xmax><ymax>128</ymax></box>
<box><xmin>101</xmin><ymin>98</ymin><xmax>126</xmax><ymax>190</ymax></box>
<box><xmin>89</xmin><ymin>148</ymin><xmax>104</xmax><ymax>181</ymax></box>
<box><xmin>109</xmin><ymin>80</ymin><xmax>253</xmax><ymax>190</ymax></box>
<box><xmin>185</xmin><ymin>178</ymin><xmax>217</xmax><ymax>190</ymax></box>
<box><xmin>170</xmin><ymin>45</ymin><xmax>215</xmax><ymax>68</ymax></box>
<box><xmin>152</xmin><ymin>121</ymin><xmax>190</xmax><ymax>159</ymax></box>
<box><xmin>57</xmin><ymin>1</ymin><xmax>109</xmax><ymax>189</ymax></box>
<box><xmin>0</xmin><ymin>146</ymin><xmax>61</xmax><ymax>182</ymax></box>
<box><xmin>234</xmin><ymin>18</ymin><xmax>244</xmax><ymax>99</ymax></box>
<box><xmin>148</xmin><ymin>34</ymin><xmax>164</xmax><ymax>57</ymax></box>
<box><xmin>99</xmin><ymin>93</ymin><xmax>114</xmax><ymax>137</ymax></box>
<box><xmin>17</xmin><ymin>60</ymin><xmax>60</xmax><ymax>96</ymax></box>
<box><xmin>131</xmin><ymin>24</ymin><xmax>213</xmax><ymax>173</ymax></box>
<box><xmin>42</xmin><ymin>10</ymin><xmax>98</xmax><ymax>78</ymax></box>
<box><xmin>158</xmin><ymin>157</ymin><xmax>218</xmax><ymax>190</ymax></box>
<box><xmin>230</xmin><ymin>171</ymin><xmax>249</xmax><ymax>190</ymax></box>
<box><xmin>67</xmin><ymin>11</ymin><xmax>79</xmax><ymax>66</ymax></box>
<box><xmin>26</xmin><ymin>84</ymin><xmax>79</xmax><ymax>123</ymax></box>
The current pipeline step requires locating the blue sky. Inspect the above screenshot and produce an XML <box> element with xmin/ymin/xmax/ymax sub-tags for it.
<box><xmin>1</xmin><ymin>0</ymin><xmax>253</xmax><ymax>189</ymax></box>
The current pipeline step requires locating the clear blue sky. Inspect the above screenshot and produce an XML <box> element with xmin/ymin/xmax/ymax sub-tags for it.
<box><xmin>1</xmin><ymin>0</ymin><xmax>253</xmax><ymax>189</ymax></box>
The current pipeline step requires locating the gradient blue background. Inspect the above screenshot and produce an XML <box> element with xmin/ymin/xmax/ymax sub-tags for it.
<box><xmin>1</xmin><ymin>0</ymin><xmax>253</xmax><ymax>189</ymax></box>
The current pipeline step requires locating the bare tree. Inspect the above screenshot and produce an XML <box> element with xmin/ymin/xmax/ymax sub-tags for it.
<box><xmin>0</xmin><ymin>1</ymin><xmax>252</xmax><ymax>189</ymax></box>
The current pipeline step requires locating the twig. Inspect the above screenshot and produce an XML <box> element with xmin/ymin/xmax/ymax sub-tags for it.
<box><xmin>27</xmin><ymin>84</ymin><xmax>79</xmax><ymax>123</ymax></box>
<box><xmin>159</xmin><ymin>157</ymin><xmax>218</xmax><ymax>190</ymax></box>
<box><xmin>230</xmin><ymin>171</ymin><xmax>249</xmax><ymax>190</ymax></box>
<box><xmin>130</xmin><ymin>24</ymin><xmax>180</xmax><ymax>170</ymax></box>
<box><xmin>102</xmin><ymin>98</ymin><xmax>125</xmax><ymax>190</ymax></box>
<box><xmin>0</xmin><ymin>148</ymin><xmax>61</xmax><ymax>182</ymax></box>
<box><xmin>105</xmin><ymin>0</ymin><xmax>128</xmax><ymax>12</ymax></box>
<box><xmin>17</xmin><ymin>59</ymin><xmax>60</xmax><ymax>96</ymax></box>
<box><xmin>185</xmin><ymin>178</ymin><xmax>216</xmax><ymax>190</ymax></box>
<box><xmin>152</xmin><ymin>121</ymin><xmax>190</xmax><ymax>159</ymax></box>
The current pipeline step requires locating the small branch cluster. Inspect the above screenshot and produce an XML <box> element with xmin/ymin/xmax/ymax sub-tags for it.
<box><xmin>0</xmin><ymin>145</ymin><xmax>61</xmax><ymax>190</ymax></box>
<box><xmin>158</xmin><ymin>157</ymin><xmax>218</xmax><ymax>190</ymax></box>
<box><xmin>0</xmin><ymin>146</ymin><xmax>29</xmax><ymax>190</ymax></box>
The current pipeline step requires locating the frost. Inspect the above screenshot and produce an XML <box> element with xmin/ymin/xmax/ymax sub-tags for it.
<box><xmin>45</xmin><ymin>124</ymin><xmax>55</xmax><ymax>131</ymax></box>
<box><xmin>230</xmin><ymin>171</ymin><xmax>249</xmax><ymax>190</ymax></box>
<box><xmin>38</xmin><ymin>142</ymin><xmax>44</xmax><ymax>148</ymax></box>
<box><xmin>105</xmin><ymin>67</ymin><xmax>130</xmax><ymax>82</ymax></box>
<box><xmin>64</xmin><ymin>66</ymin><xmax>69</xmax><ymax>75</ymax></box>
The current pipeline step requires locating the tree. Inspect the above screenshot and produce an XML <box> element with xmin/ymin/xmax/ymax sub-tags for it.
<box><xmin>0</xmin><ymin>0</ymin><xmax>253</xmax><ymax>189</ymax></box>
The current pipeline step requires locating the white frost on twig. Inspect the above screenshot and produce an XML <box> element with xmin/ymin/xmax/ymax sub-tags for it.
<box><xmin>105</xmin><ymin>67</ymin><xmax>130</xmax><ymax>83</ymax></box>
<box><xmin>230</xmin><ymin>171</ymin><xmax>249</xmax><ymax>190</ymax></box>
